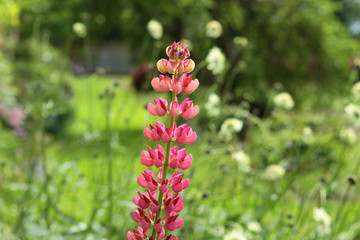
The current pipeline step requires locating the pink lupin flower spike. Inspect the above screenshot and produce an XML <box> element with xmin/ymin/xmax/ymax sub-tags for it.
<box><xmin>128</xmin><ymin>41</ymin><xmax>199</xmax><ymax>240</ymax></box>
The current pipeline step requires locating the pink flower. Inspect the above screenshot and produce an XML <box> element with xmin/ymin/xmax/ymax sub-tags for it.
<box><xmin>154</xmin><ymin>218</ymin><xmax>165</xmax><ymax>239</ymax></box>
<box><xmin>170</xmin><ymin>171</ymin><xmax>190</xmax><ymax>193</ymax></box>
<box><xmin>180</xmin><ymin>74</ymin><xmax>199</xmax><ymax>94</ymax></box>
<box><xmin>151</xmin><ymin>75</ymin><xmax>172</xmax><ymax>93</ymax></box>
<box><xmin>174</xmin><ymin>123</ymin><xmax>197</xmax><ymax>145</ymax></box>
<box><xmin>147</xmin><ymin>98</ymin><xmax>168</xmax><ymax>117</ymax></box>
<box><xmin>131</xmin><ymin>210</ymin><xmax>142</xmax><ymax>223</ymax></box>
<box><xmin>179</xmin><ymin>98</ymin><xmax>199</xmax><ymax>119</ymax></box>
<box><xmin>127</xmin><ymin>227</ymin><xmax>148</xmax><ymax>240</ymax></box>
<box><xmin>169</xmin><ymin>101</ymin><xmax>179</xmax><ymax>118</ymax></box>
<box><xmin>159</xmin><ymin>179</ymin><xmax>169</xmax><ymax>193</ymax></box>
<box><xmin>166</xmin><ymin>41</ymin><xmax>190</xmax><ymax>60</ymax></box>
<box><xmin>164</xmin><ymin>195</ymin><xmax>184</xmax><ymax>213</ymax></box>
<box><xmin>164</xmin><ymin>235</ymin><xmax>178</xmax><ymax>240</ymax></box>
<box><xmin>164</xmin><ymin>212</ymin><xmax>184</xmax><ymax>231</ymax></box>
<box><xmin>169</xmin><ymin>146</ymin><xmax>192</xmax><ymax>170</ymax></box>
<box><xmin>133</xmin><ymin>191</ymin><xmax>151</xmax><ymax>209</ymax></box>
<box><xmin>137</xmin><ymin>170</ymin><xmax>158</xmax><ymax>192</ymax></box>
<box><xmin>141</xmin><ymin>145</ymin><xmax>165</xmax><ymax>168</ymax></box>
<box><xmin>171</xmin><ymin>76</ymin><xmax>183</xmax><ymax>94</ymax></box>
<box><xmin>144</xmin><ymin>122</ymin><xmax>173</xmax><ymax>143</ymax></box>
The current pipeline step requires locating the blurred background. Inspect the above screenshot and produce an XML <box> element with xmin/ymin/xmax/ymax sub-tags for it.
<box><xmin>1</xmin><ymin>0</ymin><xmax>360</xmax><ymax>239</ymax></box>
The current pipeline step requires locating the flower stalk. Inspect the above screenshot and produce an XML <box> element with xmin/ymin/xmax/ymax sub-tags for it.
<box><xmin>127</xmin><ymin>42</ymin><xmax>199</xmax><ymax>240</ymax></box>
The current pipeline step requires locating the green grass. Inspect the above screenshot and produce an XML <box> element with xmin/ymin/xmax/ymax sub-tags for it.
<box><xmin>1</xmin><ymin>75</ymin><xmax>360</xmax><ymax>239</ymax></box>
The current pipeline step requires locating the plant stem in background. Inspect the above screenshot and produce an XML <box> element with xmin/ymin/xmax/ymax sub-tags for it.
<box><xmin>105</xmin><ymin>88</ymin><xmax>114</xmax><ymax>240</ymax></box>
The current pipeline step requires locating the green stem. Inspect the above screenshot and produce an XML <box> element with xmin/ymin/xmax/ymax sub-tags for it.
<box><xmin>106</xmin><ymin>92</ymin><xmax>113</xmax><ymax>240</ymax></box>
<box><xmin>151</xmin><ymin>91</ymin><xmax>176</xmax><ymax>239</ymax></box>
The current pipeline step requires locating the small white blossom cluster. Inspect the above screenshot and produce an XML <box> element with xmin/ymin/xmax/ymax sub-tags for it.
<box><xmin>206</xmin><ymin>46</ymin><xmax>226</xmax><ymax>75</ymax></box>
<box><xmin>313</xmin><ymin>207</ymin><xmax>331</xmax><ymax>236</ymax></box>
<box><xmin>352</xmin><ymin>82</ymin><xmax>360</xmax><ymax>99</ymax></box>
<box><xmin>274</xmin><ymin>92</ymin><xmax>295</xmax><ymax>110</ymax></box>
<box><xmin>264</xmin><ymin>164</ymin><xmax>285</xmax><ymax>180</ymax></box>
<box><xmin>73</xmin><ymin>22</ymin><xmax>87</xmax><ymax>38</ymax></box>
<box><xmin>232</xmin><ymin>150</ymin><xmax>251</xmax><ymax>173</ymax></box>
<box><xmin>205</xmin><ymin>93</ymin><xmax>221</xmax><ymax>117</ymax></box>
<box><xmin>340</xmin><ymin>127</ymin><xmax>357</xmax><ymax>144</ymax></box>
<box><xmin>302</xmin><ymin>127</ymin><xmax>314</xmax><ymax>144</ymax></box>
<box><xmin>206</xmin><ymin>20</ymin><xmax>223</xmax><ymax>39</ymax></box>
<box><xmin>220</xmin><ymin>118</ymin><xmax>243</xmax><ymax>141</ymax></box>
<box><xmin>147</xmin><ymin>19</ymin><xmax>163</xmax><ymax>40</ymax></box>
<box><xmin>345</xmin><ymin>103</ymin><xmax>360</xmax><ymax>126</ymax></box>
<box><xmin>223</xmin><ymin>229</ymin><xmax>247</xmax><ymax>240</ymax></box>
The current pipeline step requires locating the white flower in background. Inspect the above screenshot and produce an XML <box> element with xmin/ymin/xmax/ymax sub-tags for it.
<box><xmin>206</xmin><ymin>20</ymin><xmax>223</xmax><ymax>39</ymax></box>
<box><xmin>232</xmin><ymin>150</ymin><xmax>251</xmax><ymax>173</ymax></box>
<box><xmin>206</xmin><ymin>46</ymin><xmax>226</xmax><ymax>75</ymax></box>
<box><xmin>264</xmin><ymin>164</ymin><xmax>285</xmax><ymax>180</ymax></box>
<box><xmin>224</xmin><ymin>229</ymin><xmax>247</xmax><ymax>240</ymax></box>
<box><xmin>233</xmin><ymin>36</ymin><xmax>248</xmax><ymax>47</ymax></box>
<box><xmin>302</xmin><ymin>127</ymin><xmax>313</xmax><ymax>144</ymax></box>
<box><xmin>274</xmin><ymin>92</ymin><xmax>295</xmax><ymax>110</ymax></box>
<box><xmin>313</xmin><ymin>207</ymin><xmax>331</xmax><ymax>236</ymax></box>
<box><xmin>344</xmin><ymin>103</ymin><xmax>360</xmax><ymax>125</ymax></box>
<box><xmin>247</xmin><ymin>221</ymin><xmax>262</xmax><ymax>233</ymax></box>
<box><xmin>205</xmin><ymin>93</ymin><xmax>221</xmax><ymax>117</ymax></box>
<box><xmin>220</xmin><ymin>118</ymin><xmax>243</xmax><ymax>140</ymax></box>
<box><xmin>147</xmin><ymin>19</ymin><xmax>163</xmax><ymax>40</ymax></box>
<box><xmin>351</xmin><ymin>82</ymin><xmax>360</xmax><ymax>99</ymax></box>
<box><xmin>73</xmin><ymin>22</ymin><xmax>87</xmax><ymax>38</ymax></box>
<box><xmin>340</xmin><ymin>127</ymin><xmax>357</xmax><ymax>144</ymax></box>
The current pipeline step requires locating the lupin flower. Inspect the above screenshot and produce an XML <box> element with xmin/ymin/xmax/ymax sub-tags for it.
<box><xmin>170</xmin><ymin>171</ymin><xmax>190</xmax><ymax>193</ymax></box>
<box><xmin>174</xmin><ymin>123</ymin><xmax>197</xmax><ymax>145</ymax></box>
<box><xmin>128</xmin><ymin>41</ymin><xmax>199</xmax><ymax>239</ymax></box>
<box><xmin>137</xmin><ymin>170</ymin><xmax>158</xmax><ymax>191</ymax></box>
<box><xmin>143</xmin><ymin>122</ymin><xmax>173</xmax><ymax>143</ymax></box>
<box><xmin>179</xmin><ymin>98</ymin><xmax>199</xmax><ymax>119</ymax></box>
<box><xmin>147</xmin><ymin>98</ymin><xmax>168</xmax><ymax>117</ymax></box>
<box><xmin>166</xmin><ymin>41</ymin><xmax>190</xmax><ymax>60</ymax></box>
<box><xmin>141</xmin><ymin>145</ymin><xmax>165</xmax><ymax>168</ymax></box>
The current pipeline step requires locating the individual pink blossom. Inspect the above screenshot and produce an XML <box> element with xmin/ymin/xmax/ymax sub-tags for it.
<box><xmin>164</xmin><ymin>212</ymin><xmax>184</xmax><ymax>231</ymax></box>
<box><xmin>141</xmin><ymin>145</ymin><xmax>165</xmax><ymax>167</ymax></box>
<box><xmin>164</xmin><ymin>195</ymin><xmax>184</xmax><ymax>213</ymax></box>
<box><xmin>179</xmin><ymin>98</ymin><xmax>199</xmax><ymax>119</ymax></box>
<box><xmin>127</xmin><ymin>227</ymin><xmax>148</xmax><ymax>240</ymax></box>
<box><xmin>147</xmin><ymin>98</ymin><xmax>168</xmax><ymax>117</ymax></box>
<box><xmin>144</xmin><ymin>122</ymin><xmax>173</xmax><ymax>143</ymax></box>
<box><xmin>151</xmin><ymin>75</ymin><xmax>172</xmax><ymax>93</ymax></box>
<box><xmin>180</xmin><ymin>74</ymin><xmax>199</xmax><ymax>94</ymax></box>
<box><xmin>171</xmin><ymin>76</ymin><xmax>183</xmax><ymax>94</ymax></box>
<box><xmin>133</xmin><ymin>191</ymin><xmax>151</xmax><ymax>209</ymax></box>
<box><xmin>174</xmin><ymin>123</ymin><xmax>197</xmax><ymax>145</ymax></box>
<box><xmin>163</xmin><ymin>235</ymin><xmax>178</xmax><ymax>240</ymax></box>
<box><xmin>170</xmin><ymin>171</ymin><xmax>190</xmax><ymax>193</ymax></box>
<box><xmin>137</xmin><ymin>170</ymin><xmax>158</xmax><ymax>192</ymax></box>
<box><xmin>159</xmin><ymin>179</ymin><xmax>169</xmax><ymax>193</ymax></box>
<box><xmin>169</xmin><ymin>101</ymin><xmax>179</xmax><ymax>118</ymax></box>
<box><xmin>154</xmin><ymin>218</ymin><xmax>165</xmax><ymax>239</ymax></box>
<box><xmin>169</xmin><ymin>146</ymin><xmax>193</xmax><ymax>170</ymax></box>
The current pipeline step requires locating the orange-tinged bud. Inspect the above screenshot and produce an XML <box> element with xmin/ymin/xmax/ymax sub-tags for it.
<box><xmin>185</xmin><ymin>59</ymin><xmax>195</xmax><ymax>73</ymax></box>
<box><xmin>156</xmin><ymin>59</ymin><xmax>167</xmax><ymax>73</ymax></box>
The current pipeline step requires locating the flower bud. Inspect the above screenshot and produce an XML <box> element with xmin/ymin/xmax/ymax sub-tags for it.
<box><xmin>184</xmin><ymin>59</ymin><xmax>195</xmax><ymax>73</ymax></box>
<box><xmin>157</xmin><ymin>59</ymin><xmax>168</xmax><ymax>73</ymax></box>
